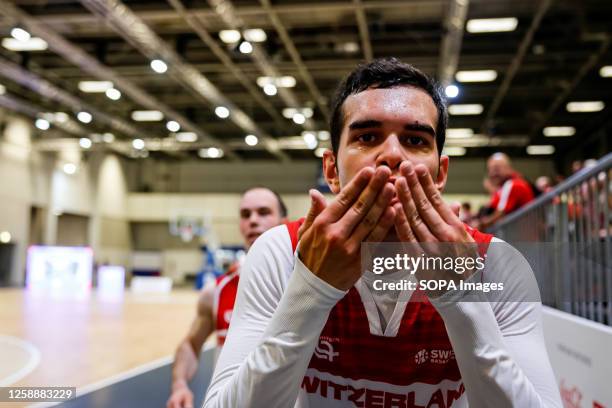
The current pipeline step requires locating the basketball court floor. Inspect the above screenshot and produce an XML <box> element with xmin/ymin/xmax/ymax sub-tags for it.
<box><xmin>0</xmin><ymin>288</ymin><xmax>215</xmax><ymax>407</ymax></box>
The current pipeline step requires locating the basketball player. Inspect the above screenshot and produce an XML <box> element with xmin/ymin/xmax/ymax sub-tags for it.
<box><xmin>167</xmin><ymin>187</ymin><xmax>287</xmax><ymax>408</ymax></box>
<box><xmin>204</xmin><ymin>58</ymin><xmax>561</xmax><ymax>407</ymax></box>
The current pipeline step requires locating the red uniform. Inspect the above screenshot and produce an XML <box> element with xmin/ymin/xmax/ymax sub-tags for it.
<box><xmin>213</xmin><ymin>262</ymin><xmax>240</xmax><ymax>345</ymax></box>
<box><xmin>489</xmin><ymin>173</ymin><xmax>534</xmax><ymax>214</ymax></box>
<box><xmin>285</xmin><ymin>219</ymin><xmax>494</xmax><ymax>407</ymax></box>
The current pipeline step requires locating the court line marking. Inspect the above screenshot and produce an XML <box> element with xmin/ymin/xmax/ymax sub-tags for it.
<box><xmin>28</xmin><ymin>343</ymin><xmax>217</xmax><ymax>408</ymax></box>
<box><xmin>0</xmin><ymin>335</ymin><xmax>41</xmax><ymax>387</ymax></box>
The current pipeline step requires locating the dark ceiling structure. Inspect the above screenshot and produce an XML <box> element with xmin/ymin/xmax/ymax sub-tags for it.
<box><xmin>0</xmin><ymin>0</ymin><xmax>610</xmax><ymax>162</ymax></box>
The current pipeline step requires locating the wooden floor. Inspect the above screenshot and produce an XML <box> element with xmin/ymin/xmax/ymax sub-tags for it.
<box><xmin>0</xmin><ymin>288</ymin><xmax>200</xmax><ymax>406</ymax></box>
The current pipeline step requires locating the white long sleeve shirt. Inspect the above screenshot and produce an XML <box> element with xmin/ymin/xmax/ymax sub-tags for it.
<box><xmin>203</xmin><ymin>224</ymin><xmax>562</xmax><ymax>408</ymax></box>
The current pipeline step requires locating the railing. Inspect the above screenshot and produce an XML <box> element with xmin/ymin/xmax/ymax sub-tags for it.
<box><xmin>489</xmin><ymin>153</ymin><xmax>612</xmax><ymax>326</ymax></box>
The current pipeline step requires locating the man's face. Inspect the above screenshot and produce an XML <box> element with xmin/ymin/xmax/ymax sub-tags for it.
<box><xmin>486</xmin><ymin>159</ymin><xmax>509</xmax><ymax>187</ymax></box>
<box><xmin>239</xmin><ymin>188</ymin><xmax>285</xmax><ymax>249</ymax></box>
<box><xmin>323</xmin><ymin>85</ymin><xmax>448</xmax><ymax>203</ymax></box>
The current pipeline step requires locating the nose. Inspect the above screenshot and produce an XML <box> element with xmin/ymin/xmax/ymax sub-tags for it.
<box><xmin>375</xmin><ymin>135</ymin><xmax>404</xmax><ymax>171</ymax></box>
<box><xmin>249</xmin><ymin>212</ymin><xmax>260</xmax><ymax>225</ymax></box>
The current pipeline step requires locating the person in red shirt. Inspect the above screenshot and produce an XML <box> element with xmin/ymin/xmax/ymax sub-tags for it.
<box><xmin>167</xmin><ymin>187</ymin><xmax>287</xmax><ymax>408</ymax></box>
<box><xmin>479</xmin><ymin>152</ymin><xmax>534</xmax><ymax>229</ymax></box>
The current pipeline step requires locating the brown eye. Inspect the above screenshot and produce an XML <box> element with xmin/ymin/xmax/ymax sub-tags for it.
<box><xmin>358</xmin><ymin>133</ymin><xmax>376</xmax><ymax>143</ymax></box>
<box><xmin>407</xmin><ymin>136</ymin><xmax>425</xmax><ymax>146</ymax></box>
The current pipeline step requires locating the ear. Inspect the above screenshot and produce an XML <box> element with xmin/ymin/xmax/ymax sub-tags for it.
<box><xmin>436</xmin><ymin>155</ymin><xmax>450</xmax><ymax>192</ymax></box>
<box><xmin>322</xmin><ymin>150</ymin><xmax>341</xmax><ymax>194</ymax></box>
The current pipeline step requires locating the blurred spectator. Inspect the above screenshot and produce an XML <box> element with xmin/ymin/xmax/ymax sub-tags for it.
<box><xmin>459</xmin><ymin>202</ymin><xmax>475</xmax><ymax>225</ymax></box>
<box><xmin>479</xmin><ymin>152</ymin><xmax>535</xmax><ymax>229</ymax></box>
<box><xmin>571</xmin><ymin>160</ymin><xmax>583</xmax><ymax>174</ymax></box>
<box><xmin>535</xmin><ymin>176</ymin><xmax>553</xmax><ymax>194</ymax></box>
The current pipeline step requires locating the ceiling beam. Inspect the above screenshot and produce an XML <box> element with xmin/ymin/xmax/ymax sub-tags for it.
<box><xmin>437</xmin><ymin>0</ymin><xmax>469</xmax><ymax>86</ymax></box>
<box><xmin>353</xmin><ymin>0</ymin><xmax>373</xmax><ymax>62</ymax></box>
<box><xmin>483</xmin><ymin>0</ymin><xmax>553</xmax><ymax>133</ymax></box>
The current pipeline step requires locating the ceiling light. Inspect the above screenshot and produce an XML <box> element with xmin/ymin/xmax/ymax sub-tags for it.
<box><xmin>103</xmin><ymin>133</ymin><xmax>115</xmax><ymax>143</ymax></box>
<box><xmin>543</xmin><ymin>126</ymin><xmax>575</xmax><ymax>137</ymax></box>
<box><xmin>442</xmin><ymin>146</ymin><xmax>467</xmax><ymax>156</ymax></box>
<box><xmin>54</xmin><ymin>112</ymin><xmax>69</xmax><ymax>123</ymax></box>
<box><xmin>243</xmin><ymin>28</ymin><xmax>267</xmax><ymax>43</ymax></box>
<box><xmin>257</xmin><ymin>76</ymin><xmax>273</xmax><ymax>87</ymax></box>
<box><xmin>278</xmin><ymin>76</ymin><xmax>296</xmax><ymax>88</ymax></box>
<box><xmin>315</xmin><ymin>147</ymin><xmax>327</xmax><ymax>158</ymax></box>
<box><xmin>282</xmin><ymin>108</ymin><xmax>297</xmax><ymax>119</ymax></box>
<box><xmin>445</xmin><ymin>85</ymin><xmax>459</xmax><ymax>98</ymax></box>
<box><xmin>245</xmin><ymin>134</ymin><xmax>258</xmax><ymax>146</ymax></box>
<box><xmin>566</xmin><ymin>101</ymin><xmax>605</xmax><ymax>113</ymax></box>
<box><xmin>132</xmin><ymin>138</ymin><xmax>145</xmax><ymax>150</ymax></box>
<box><xmin>2</xmin><ymin>37</ymin><xmax>48</xmax><ymax>51</ymax></box>
<box><xmin>466</xmin><ymin>17</ymin><xmax>518</xmax><ymax>33</ymax></box>
<box><xmin>166</xmin><ymin>120</ymin><xmax>180</xmax><ymax>132</ymax></box>
<box><xmin>317</xmin><ymin>130</ymin><xmax>330</xmax><ymax>141</ymax></box>
<box><xmin>219</xmin><ymin>29</ymin><xmax>241</xmax><ymax>44</ymax></box>
<box><xmin>0</xmin><ymin>231</ymin><xmax>11</xmax><ymax>243</ymax></box>
<box><xmin>77</xmin><ymin>111</ymin><xmax>93</xmax><ymax>123</ymax></box>
<box><xmin>215</xmin><ymin>106</ymin><xmax>230</xmax><ymax>119</ymax></box>
<box><xmin>10</xmin><ymin>27</ymin><xmax>31</xmax><ymax>42</ymax></box>
<box><xmin>199</xmin><ymin>147</ymin><xmax>223</xmax><ymax>159</ymax></box>
<box><xmin>527</xmin><ymin>145</ymin><xmax>555</xmax><ymax>155</ymax></box>
<box><xmin>78</xmin><ymin>80</ymin><xmax>113</xmax><ymax>93</ymax></box>
<box><xmin>448</xmin><ymin>104</ymin><xmax>483</xmax><ymax>115</ymax></box>
<box><xmin>63</xmin><ymin>163</ymin><xmax>77</xmax><ymax>174</ymax></box>
<box><xmin>239</xmin><ymin>41</ymin><xmax>253</xmax><ymax>54</ymax></box>
<box><xmin>150</xmin><ymin>59</ymin><xmax>168</xmax><ymax>74</ymax></box>
<box><xmin>0</xmin><ymin>84</ymin><xmax>5</xmax><ymax>95</ymax></box>
<box><xmin>335</xmin><ymin>41</ymin><xmax>360</xmax><ymax>54</ymax></box>
<box><xmin>35</xmin><ymin>118</ymin><xmax>50</xmax><ymax>130</ymax></box>
<box><xmin>105</xmin><ymin>88</ymin><xmax>121</xmax><ymax>100</ymax></box>
<box><xmin>175</xmin><ymin>132</ymin><xmax>197</xmax><ymax>142</ymax></box>
<box><xmin>600</xmin><ymin>65</ymin><xmax>612</xmax><ymax>78</ymax></box>
<box><xmin>302</xmin><ymin>132</ymin><xmax>317</xmax><ymax>149</ymax></box>
<box><xmin>455</xmin><ymin>70</ymin><xmax>498</xmax><ymax>82</ymax></box>
<box><xmin>302</xmin><ymin>108</ymin><xmax>314</xmax><ymax>118</ymax></box>
<box><xmin>263</xmin><ymin>83</ymin><xmax>277</xmax><ymax>96</ymax></box>
<box><xmin>79</xmin><ymin>138</ymin><xmax>92</xmax><ymax>149</ymax></box>
<box><xmin>293</xmin><ymin>113</ymin><xmax>306</xmax><ymax>125</ymax></box>
<box><xmin>131</xmin><ymin>110</ymin><xmax>164</xmax><ymax>121</ymax></box>
<box><xmin>446</xmin><ymin>128</ymin><xmax>474</xmax><ymax>138</ymax></box>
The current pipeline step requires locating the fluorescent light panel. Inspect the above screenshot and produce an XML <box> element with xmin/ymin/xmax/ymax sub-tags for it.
<box><xmin>243</xmin><ymin>29</ymin><xmax>266</xmax><ymax>43</ymax></box>
<box><xmin>527</xmin><ymin>145</ymin><xmax>555</xmax><ymax>155</ymax></box>
<box><xmin>600</xmin><ymin>65</ymin><xmax>612</xmax><ymax>77</ymax></box>
<box><xmin>446</xmin><ymin>128</ymin><xmax>474</xmax><ymax>138</ymax></box>
<box><xmin>175</xmin><ymin>132</ymin><xmax>197</xmax><ymax>142</ymax></box>
<box><xmin>78</xmin><ymin>81</ymin><xmax>113</xmax><ymax>93</ymax></box>
<box><xmin>219</xmin><ymin>29</ymin><xmax>241</xmax><ymax>44</ymax></box>
<box><xmin>449</xmin><ymin>104</ymin><xmax>484</xmax><ymax>115</ymax></box>
<box><xmin>543</xmin><ymin>126</ymin><xmax>575</xmax><ymax>137</ymax></box>
<box><xmin>442</xmin><ymin>146</ymin><xmax>467</xmax><ymax>156</ymax></box>
<box><xmin>2</xmin><ymin>37</ymin><xmax>48</xmax><ymax>51</ymax></box>
<box><xmin>466</xmin><ymin>18</ymin><xmax>518</xmax><ymax>33</ymax></box>
<box><xmin>455</xmin><ymin>70</ymin><xmax>497</xmax><ymax>82</ymax></box>
<box><xmin>566</xmin><ymin>101</ymin><xmax>605</xmax><ymax>113</ymax></box>
<box><xmin>131</xmin><ymin>110</ymin><xmax>164</xmax><ymax>121</ymax></box>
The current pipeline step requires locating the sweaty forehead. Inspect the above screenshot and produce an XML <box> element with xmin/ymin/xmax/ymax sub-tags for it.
<box><xmin>342</xmin><ymin>86</ymin><xmax>438</xmax><ymax>129</ymax></box>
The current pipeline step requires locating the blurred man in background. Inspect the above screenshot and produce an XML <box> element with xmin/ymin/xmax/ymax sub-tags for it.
<box><xmin>167</xmin><ymin>187</ymin><xmax>287</xmax><ymax>408</ymax></box>
<box><xmin>479</xmin><ymin>152</ymin><xmax>535</xmax><ymax>229</ymax></box>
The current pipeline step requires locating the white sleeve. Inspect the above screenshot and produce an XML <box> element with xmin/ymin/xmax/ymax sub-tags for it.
<box><xmin>430</xmin><ymin>238</ymin><xmax>562</xmax><ymax>408</ymax></box>
<box><xmin>203</xmin><ymin>225</ymin><xmax>346</xmax><ymax>408</ymax></box>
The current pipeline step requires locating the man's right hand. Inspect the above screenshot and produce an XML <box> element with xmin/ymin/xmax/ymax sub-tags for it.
<box><xmin>298</xmin><ymin>166</ymin><xmax>396</xmax><ymax>291</ymax></box>
<box><xmin>167</xmin><ymin>381</ymin><xmax>194</xmax><ymax>408</ymax></box>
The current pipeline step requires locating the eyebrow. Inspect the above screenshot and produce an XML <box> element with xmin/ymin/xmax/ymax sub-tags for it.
<box><xmin>348</xmin><ymin>119</ymin><xmax>436</xmax><ymax>137</ymax></box>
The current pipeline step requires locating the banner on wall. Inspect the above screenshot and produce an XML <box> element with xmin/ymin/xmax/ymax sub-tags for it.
<box><xmin>542</xmin><ymin>306</ymin><xmax>612</xmax><ymax>408</ymax></box>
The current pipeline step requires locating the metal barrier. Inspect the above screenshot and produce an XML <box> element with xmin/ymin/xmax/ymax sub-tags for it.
<box><xmin>489</xmin><ymin>153</ymin><xmax>612</xmax><ymax>326</ymax></box>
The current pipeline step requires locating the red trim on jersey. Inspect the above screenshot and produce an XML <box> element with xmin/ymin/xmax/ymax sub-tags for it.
<box><xmin>214</xmin><ymin>262</ymin><xmax>240</xmax><ymax>345</ymax></box>
<box><xmin>285</xmin><ymin>220</ymin><xmax>495</xmax><ymax>389</ymax></box>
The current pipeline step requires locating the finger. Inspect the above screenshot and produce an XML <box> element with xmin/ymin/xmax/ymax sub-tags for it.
<box><xmin>396</xmin><ymin>176</ymin><xmax>436</xmax><ymax>242</ymax></box>
<box><xmin>337</xmin><ymin>166</ymin><xmax>391</xmax><ymax>235</ymax></box>
<box><xmin>324</xmin><ymin>166</ymin><xmax>375</xmax><ymax>222</ymax></box>
<box><xmin>299</xmin><ymin>189</ymin><xmax>327</xmax><ymax>239</ymax></box>
<box><xmin>185</xmin><ymin>394</ymin><xmax>194</xmax><ymax>408</ymax></box>
<box><xmin>365</xmin><ymin>205</ymin><xmax>396</xmax><ymax>242</ymax></box>
<box><xmin>393</xmin><ymin>202</ymin><xmax>416</xmax><ymax>242</ymax></box>
<box><xmin>350</xmin><ymin>181</ymin><xmax>395</xmax><ymax>242</ymax></box>
<box><xmin>414</xmin><ymin>163</ymin><xmax>461</xmax><ymax>225</ymax></box>
<box><xmin>401</xmin><ymin>162</ymin><xmax>447</xmax><ymax>239</ymax></box>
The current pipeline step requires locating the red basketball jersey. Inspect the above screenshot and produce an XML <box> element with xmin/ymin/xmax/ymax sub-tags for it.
<box><xmin>213</xmin><ymin>262</ymin><xmax>240</xmax><ymax>346</ymax></box>
<box><xmin>286</xmin><ymin>219</ymin><xmax>493</xmax><ymax>408</ymax></box>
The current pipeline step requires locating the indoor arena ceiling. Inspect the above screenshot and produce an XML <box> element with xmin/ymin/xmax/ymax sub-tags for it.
<box><xmin>0</xmin><ymin>0</ymin><xmax>610</xmax><ymax>161</ymax></box>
